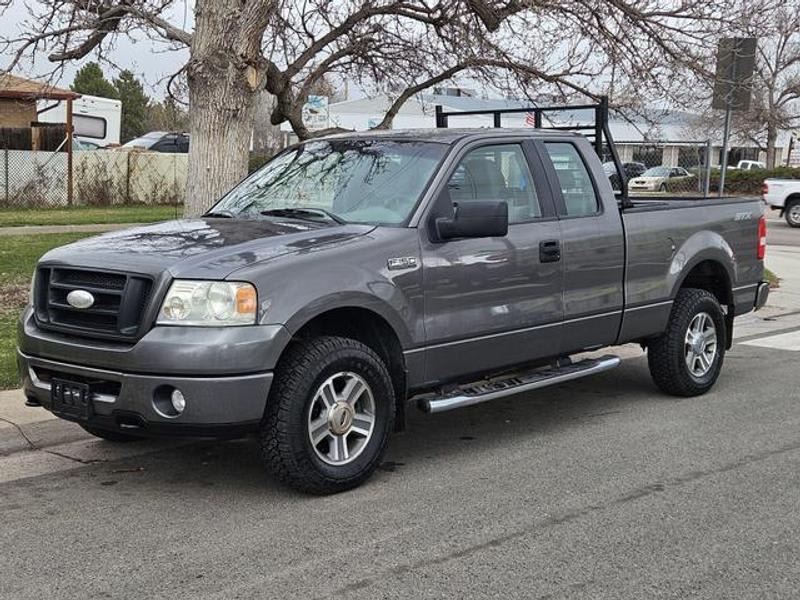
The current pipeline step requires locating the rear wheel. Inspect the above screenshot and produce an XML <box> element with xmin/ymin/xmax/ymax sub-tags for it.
<box><xmin>79</xmin><ymin>424</ymin><xmax>145</xmax><ymax>442</ymax></box>
<box><xmin>786</xmin><ymin>201</ymin><xmax>800</xmax><ymax>228</ymax></box>
<box><xmin>259</xmin><ymin>336</ymin><xmax>395</xmax><ymax>494</ymax></box>
<box><xmin>647</xmin><ymin>288</ymin><xmax>727</xmax><ymax>397</ymax></box>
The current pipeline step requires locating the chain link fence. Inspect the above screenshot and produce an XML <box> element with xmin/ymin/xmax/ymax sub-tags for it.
<box><xmin>607</xmin><ymin>140</ymin><xmax>713</xmax><ymax>197</ymax></box>
<box><xmin>0</xmin><ymin>147</ymin><xmax>186</xmax><ymax>208</ymax></box>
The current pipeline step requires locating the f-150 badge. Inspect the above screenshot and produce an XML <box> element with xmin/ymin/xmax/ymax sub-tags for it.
<box><xmin>387</xmin><ymin>257</ymin><xmax>418</xmax><ymax>270</ymax></box>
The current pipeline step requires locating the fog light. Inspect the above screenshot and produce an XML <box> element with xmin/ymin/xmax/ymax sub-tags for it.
<box><xmin>171</xmin><ymin>389</ymin><xmax>186</xmax><ymax>414</ymax></box>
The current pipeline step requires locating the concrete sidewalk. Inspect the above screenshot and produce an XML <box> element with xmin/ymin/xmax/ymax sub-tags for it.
<box><xmin>0</xmin><ymin>222</ymin><xmax>144</xmax><ymax>236</ymax></box>
<box><xmin>0</xmin><ymin>389</ymin><xmax>90</xmax><ymax>457</ymax></box>
<box><xmin>765</xmin><ymin>245</ymin><xmax>800</xmax><ymax>314</ymax></box>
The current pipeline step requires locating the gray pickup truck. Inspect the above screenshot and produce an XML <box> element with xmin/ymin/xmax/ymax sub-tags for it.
<box><xmin>19</xmin><ymin>126</ymin><xmax>769</xmax><ymax>493</ymax></box>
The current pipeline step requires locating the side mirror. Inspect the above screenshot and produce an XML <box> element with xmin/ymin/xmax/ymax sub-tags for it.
<box><xmin>435</xmin><ymin>200</ymin><xmax>509</xmax><ymax>240</ymax></box>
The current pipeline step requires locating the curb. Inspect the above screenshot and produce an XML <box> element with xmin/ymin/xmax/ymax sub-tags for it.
<box><xmin>0</xmin><ymin>389</ymin><xmax>91</xmax><ymax>457</ymax></box>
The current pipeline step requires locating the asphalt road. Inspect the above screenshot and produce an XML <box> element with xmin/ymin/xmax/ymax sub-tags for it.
<box><xmin>1</xmin><ymin>321</ymin><xmax>800</xmax><ymax>599</ymax></box>
<box><xmin>766</xmin><ymin>208</ymin><xmax>799</xmax><ymax>247</ymax></box>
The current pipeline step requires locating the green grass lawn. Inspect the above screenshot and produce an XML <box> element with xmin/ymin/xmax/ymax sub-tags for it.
<box><xmin>0</xmin><ymin>232</ymin><xmax>95</xmax><ymax>389</ymax></box>
<box><xmin>765</xmin><ymin>268</ymin><xmax>780</xmax><ymax>288</ymax></box>
<box><xmin>0</xmin><ymin>204</ymin><xmax>182</xmax><ymax>227</ymax></box>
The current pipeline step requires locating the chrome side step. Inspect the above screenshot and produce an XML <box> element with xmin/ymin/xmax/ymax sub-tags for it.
<box><xmin>417</xmin><ymin>355</ymin><xmax>621</xmax><ymax>414</ymax></box>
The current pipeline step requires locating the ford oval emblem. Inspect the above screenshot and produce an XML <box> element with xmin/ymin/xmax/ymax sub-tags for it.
<box><xmin>66</xmin><ymin>289</ymin><xmax>95</xmax><ymax>309</ymax></box>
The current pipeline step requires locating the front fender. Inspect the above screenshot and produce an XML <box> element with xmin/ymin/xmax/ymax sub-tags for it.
<box><xmin>282</xmin><ymin>290</ymin><xmax>415</xmax><ymax>349</ymax></box>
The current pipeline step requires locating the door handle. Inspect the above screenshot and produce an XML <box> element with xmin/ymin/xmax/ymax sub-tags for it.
<box><xmin>539</xmin><ymin>239</ymin><xmax>561</xmax><ymax>263</ymax></box>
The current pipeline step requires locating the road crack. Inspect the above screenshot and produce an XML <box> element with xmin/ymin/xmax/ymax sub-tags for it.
<box><xmin>0</xmin><ymin>416</ymin><xmax>39</xmax><ymax>451</ymax></box>
<box><xmin>43</xmin><ymin>449</ymin><xmax>106</xmax><ymax>465</ymax></box>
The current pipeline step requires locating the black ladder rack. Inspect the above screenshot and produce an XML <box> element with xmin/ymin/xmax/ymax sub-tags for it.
<box><xmin>433</xmin><ymin>95</ymin><xmax>631</xmax><ymax>208</ymax></box>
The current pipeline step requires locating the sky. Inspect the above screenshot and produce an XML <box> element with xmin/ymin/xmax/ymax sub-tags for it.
<box><xmin>0</xmin><ymin>0</ymin><xmax>191</xmax><ymax>98</ymax></box>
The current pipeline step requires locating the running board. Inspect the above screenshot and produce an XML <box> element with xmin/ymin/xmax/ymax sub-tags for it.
<box><xmin>417</xmin><ymin>355</ymin><xmax>621</xmax><ymax>414</ymax></box>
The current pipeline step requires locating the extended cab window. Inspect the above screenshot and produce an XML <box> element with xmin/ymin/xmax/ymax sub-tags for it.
<box><xmin>447</xmin><ymin>144</ymin><xmax>541</xmax><ymax>223</ymax></box>
<box><xmin>544</xmin><ymin>143</ymin><xmax>599</xmax><ymax>217</ymax></box>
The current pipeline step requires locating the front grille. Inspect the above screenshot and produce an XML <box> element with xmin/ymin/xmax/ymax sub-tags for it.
<box><xmin>34</xmin><ymin>267</ymin><xmax>153</xmax><ymax>340</ymax></box>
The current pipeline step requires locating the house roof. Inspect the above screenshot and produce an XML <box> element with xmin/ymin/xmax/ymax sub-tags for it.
<box><xmin>0</xmin><ymin>73</ymin><xmax>80</xmax><ymax>101</ymax></box>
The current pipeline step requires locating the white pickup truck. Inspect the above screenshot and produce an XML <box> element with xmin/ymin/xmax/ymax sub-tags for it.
<box><xmin>762</xmin><ymin>179</ymin><xmax>800</xmax><ymax>227</ymax></box>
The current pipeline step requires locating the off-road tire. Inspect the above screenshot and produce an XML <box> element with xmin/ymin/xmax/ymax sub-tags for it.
<box><xmin>79</xmin><ymin>424</ymin><xmax>145</xmax><ymax>442</ymax></box>
<box><xmin>647</xmin><ymin>288</ymin><xmax>727</xmax><ymax>397</ymax></box>
<box><xmin>259</xmin><ymin>336</ymin><xmax>395</xmax><ymax>494</ymax></box>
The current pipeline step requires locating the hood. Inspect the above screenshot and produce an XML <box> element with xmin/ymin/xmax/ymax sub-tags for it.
<box><xmin>39</xmin><ymin>218</ymin><xmax>375</xmax><ymax>279</ymax></box>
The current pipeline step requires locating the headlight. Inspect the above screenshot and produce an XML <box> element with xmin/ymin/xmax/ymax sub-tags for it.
<box><xmin>157</xmin><ymin>280</ymin><xmax>257</xmax><ymax>326</ymax></box>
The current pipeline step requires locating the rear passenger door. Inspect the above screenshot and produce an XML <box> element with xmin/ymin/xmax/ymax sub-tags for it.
<box><xmin>537</xmin><ymin>140</ymin><xmax>625</xmax><ymax>353</ymax></box>
<box><xmin>420</xmin><ymin>140</ymin><xmax>564</xmax><ymax>384</ymax></box>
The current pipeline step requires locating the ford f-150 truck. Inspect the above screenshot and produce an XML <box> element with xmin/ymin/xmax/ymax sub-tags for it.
<box><xmin>762</xmin><ymin>178</ymin><xmax>800</xmax><ymax>227</ymax></box>
<box><xmin>19</xmin><ymin>111</ymin><xmax>769</xmax><ymax>494</ymax></box>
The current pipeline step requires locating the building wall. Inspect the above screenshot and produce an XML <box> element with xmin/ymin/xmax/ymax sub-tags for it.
<box><xmin>0</xmin><ymin>98</ymin><xmax>36</xmax><ymax>128</ymax></box>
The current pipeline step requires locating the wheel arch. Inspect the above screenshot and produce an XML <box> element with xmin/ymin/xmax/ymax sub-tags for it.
<box><xmin>673</xmin><ymin>255</ymin><xmax>734</xmax><ymax>348</ymax></box>
<box><xmin>277</xmin><ymin>300</ymin><xmax>411</xmax><ymax>431</ymax></box>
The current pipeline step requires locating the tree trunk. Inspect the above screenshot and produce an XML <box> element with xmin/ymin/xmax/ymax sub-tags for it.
<box><xmin>766</xmin><ymin>121</ymin><xmax>778</xmax><ymax>169</ymax></box>
<box><xmin>185</xmin><ymin>83</ymin><xmax>256</xmax><ymax>216</ymax></box>
<box><xmin>184</xmin><ymin>0</ymin><xmax>266</xmax><ymax>217</ymax></box>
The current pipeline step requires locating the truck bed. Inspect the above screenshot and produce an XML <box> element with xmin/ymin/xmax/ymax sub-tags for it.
<box><xmin>618</xmin><ymin>194</ymin><xmax>764</xmax><ymax>343</ymax></box>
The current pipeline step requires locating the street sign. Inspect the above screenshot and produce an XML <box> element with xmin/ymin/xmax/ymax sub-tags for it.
<box><xmin>712</xmin><ymin>37</ymin><xmax>757</xmax><ymax>112</ymax></box>
<box><xmin>713</xmin><ymin>37</ymin><xmax>758</xmax><ymax>196</ymax></box>
<box><xmin>302</xmin><ymin>95</ymin><xmax>329</xmax><ymax>131</ymax></box>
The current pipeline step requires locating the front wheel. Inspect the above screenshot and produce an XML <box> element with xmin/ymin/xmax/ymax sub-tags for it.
<box><xmin>786</xmin><ymin>201</ymin><xmax>800</xmax><ymax>228</ymax></box>
<box><xmin>647</xmin><ymin>288</ymin><xmax>727</xmax><ymax>397</ymax></box>
<box><xmin>259</xmin><ymin>336</ymin><xmax>395</xmax><ymax>494</ymax></box>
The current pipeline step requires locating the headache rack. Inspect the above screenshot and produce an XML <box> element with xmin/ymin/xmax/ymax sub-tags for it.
<box><xmin>434</xmin><ymin>95</ymin><xmax>632</xmax><ymax>209</ymax></box>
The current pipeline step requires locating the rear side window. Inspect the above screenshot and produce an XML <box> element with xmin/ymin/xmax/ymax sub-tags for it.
<box><xmin>544</xmin><ymin>143</ymin><xmax>599</xmax><ymax>217</ymax></box>
<box><xmin>446</xmin><ymin>144</ymin><xmax>542</xmax><ymax>223</ymax></box>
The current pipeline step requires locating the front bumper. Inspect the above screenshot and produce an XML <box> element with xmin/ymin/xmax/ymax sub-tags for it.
<box><xmin>19</xmin><ymin>350</ymin><xmax>273</xmax><ymax>437</ymax></box>
<box><xmin>17</xmin><ymin>308</ymin><xmax>290</xmax><ymax>436</ymax></box>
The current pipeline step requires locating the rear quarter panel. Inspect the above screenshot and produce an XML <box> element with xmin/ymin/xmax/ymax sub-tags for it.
<box><xmin>619</xmin><ymin>198</ymin><xmax>763</xmax><ymax>342</ymax></box>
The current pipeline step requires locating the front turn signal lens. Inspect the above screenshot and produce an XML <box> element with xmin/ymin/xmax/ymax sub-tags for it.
<box><xmin>236</xmin><ymin>285</ymin><xmax>257</xmax><ymax>316</ymax></box>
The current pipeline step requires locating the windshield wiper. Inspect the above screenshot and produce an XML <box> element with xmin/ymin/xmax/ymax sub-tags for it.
<box><xmin>204</xmin><ymin>210</ymin><xmax>235</xmax><ymax>219</ymax></box>
<box><xmin>260</xmin><ymin>207</ymin><xmax>347</xmax><ymax>224</ymax></box>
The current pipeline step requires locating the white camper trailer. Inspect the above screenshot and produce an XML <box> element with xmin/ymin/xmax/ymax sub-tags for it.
<box><xmin>37</xmin><ymin>94</ymin><xmax>122</xmax><ymax>147</ymax></box>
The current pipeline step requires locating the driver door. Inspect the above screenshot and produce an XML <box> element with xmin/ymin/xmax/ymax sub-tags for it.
<box><xmin>419</xmin><ymin>141</ymin><xmax>564</xmax><ymax>385</ymax></box>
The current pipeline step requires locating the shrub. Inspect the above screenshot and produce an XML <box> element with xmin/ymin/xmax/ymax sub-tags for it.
<box><xmin>665</xmin><ymin>166</ymin><xmax>800</xmax><ymax>196</ymax></box>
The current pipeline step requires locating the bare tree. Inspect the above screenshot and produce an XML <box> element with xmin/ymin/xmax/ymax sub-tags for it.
<box><xmin>2</xmin><ymin>0</ymin><xmax>740</xmax><ymax>215</ymax></box>
<box><xmin>734</xmin><ymin>4</ymin><xmax>800</xmax><ymax>167</ymax></box>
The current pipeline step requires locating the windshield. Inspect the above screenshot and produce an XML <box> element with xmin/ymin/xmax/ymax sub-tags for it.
<box><xmin>210</xmin><ymin>139</ymin><xmax>447</xmax><ymax>225</ymax></box>
<box><xmin>123</xmin><ymin>132</ymin><xmax>167</xmax><ymax>148</ymax></box>
<box><xmin>642</xmin><ymin>167</ymin><xmax>671</xmax><ymax>177</ymax></box>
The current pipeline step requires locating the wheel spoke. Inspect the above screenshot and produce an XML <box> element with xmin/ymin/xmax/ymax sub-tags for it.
<box><xmin>319</xmin><ymin>381</ymin><xmax>337</xmax><ymax>409</ymax></box>
<box><xmin>351</xmin><ymin>412</ymin><xmax>374</xmax><ymax>436</ymax></box>
<box><xmin>341</xmin><ymin>376</ymin><xmax>367</xmax><ymax>406</ymax></box>
<box><xmin>310</xmin><ymin>417</ymin><xmax>330</xmax><ymax>446</ymax></box>
<box><xmin>330</xmin><ymin>435</ymin><xmax>348</xmax><ymax>462</ymax></box>
<box><xmin>685</xmin><ymin>348</ymin><xmax>695</xmax><ymax>369</ymax></box>
<box><xmin>703</xmin><ymin>328</ymin><xmax>716</xmax><ymax>344</ymax></box>
<box><xmin>695</xmin><ymin>313</ymin><xmax>706</xmax><ymax>333</ymax></box>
